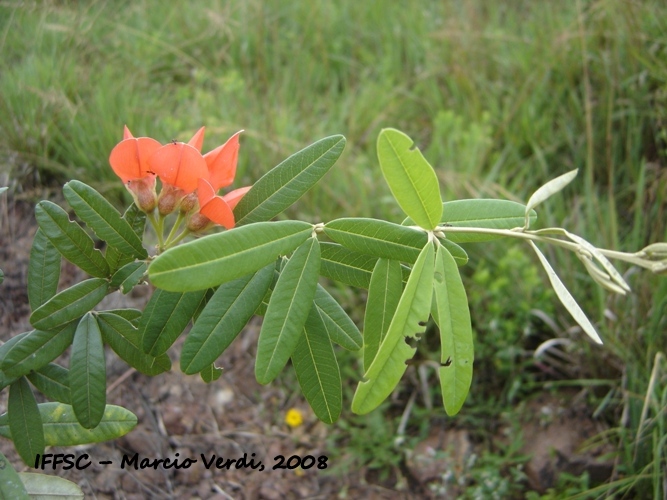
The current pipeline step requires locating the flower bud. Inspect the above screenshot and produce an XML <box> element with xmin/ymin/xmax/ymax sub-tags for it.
<box><xmin>126</xmin><ymin>176</ymin><xmax>157</xmax><ymax>213</ymax></box>
<box><xmin>157</xmin><ymin>184</ymin><xmax>184</xmax><ymax>215</ymax></box>
<box><xmin>180</xmin><ymin>192</ymin><xmax>199</xmax><ymax>214</ymax></box>
<box><xmin>187</xmin><ymin>212</ymin><xmax>213</xmax><ymax>233</ymax></box>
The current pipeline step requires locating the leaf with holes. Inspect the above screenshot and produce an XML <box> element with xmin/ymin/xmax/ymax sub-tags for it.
<box><xmin>352</xmin><ymin>242</ymin><xmax>434</xmax><ymax>414</ymax></box>
<box><xmin>433</xmin><ymin>242</ymin><xmax>473</xmax><ymax>416</ymax></box>
<box><xmin>377</xmin><ymin>128</ymin><xmax>442</xmax><ymax>230</ymax></box>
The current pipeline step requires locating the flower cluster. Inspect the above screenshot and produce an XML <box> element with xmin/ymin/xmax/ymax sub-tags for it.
<box><xmin>109</xmin><ymin>126</ymin><xmax>250</xmax><ymax>237</ymax></box>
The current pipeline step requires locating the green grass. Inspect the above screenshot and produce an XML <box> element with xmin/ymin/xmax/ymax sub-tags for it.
<box><xmin>2</xmin><ymin>0</ymin><xmax>667</xmax><ymax>496</ymax></box>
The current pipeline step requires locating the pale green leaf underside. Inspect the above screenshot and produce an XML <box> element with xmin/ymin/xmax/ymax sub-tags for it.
<box><xmin>319</xmin><ymin>242</ymin><xmax>377</xmax><ymax>289</ymax></box>
<box><xmin>292</xmin><ymin>308</ymin><xmax>342</xmax><ymax>424</ymax></box>
<box><xmin>148</xmin><ymin>221</ymin><xmax>313</xmax><ymax>291</ymax></box>
<box><xmin>377</xmin><ymin>128</ymin><xmax>442</xmax><ymax>230</ymax></box>
<box><xmin>433</xmin><ymin>243</ymin><xmax>474</xmax><ymax>416</ymax></box>
<box><xmin>18</xmin><ymin>473</ymin><xmax>84</xmax><ymax>500</ymax></box>
<box><xmin>352</xmin><ymin>242</ymin><xmax>435</xmax><ymax>414</ymax></box>
<box><xmin>363</xmin><ymin>258</ymin><xmax>402</xmax><ymax>372</ymax></box>
<box><xmin>0</xmin><ymin>403</ymin><xmax>137</xmax><ymax>446</ymax></box>
<box><xmin>525</xmin><ymin>169</ymin><xmax>578</xmax><ymax>224</ymax></box>
<box><xmin>0</xmin><ymin>450</ymin><xmax>30</xmax><ymax>499</ymax></box>
<box><xmin>256</xmin><ymin>238</ymin><xmax>321</xmax><ymax>384</ymax></box>
<box><xmin>528</xmin><ymin>241</ymin><xmax>602</xmax><ymax>344</ymax></box>
<box><xmin>404</xmin><ymin>199</ymin><xmax>537</xmax><ymax>243</ymax></box>
<box><xmin>234</xmin><ymin>135</ymin><xmax>346</xmax><ymax>226</ymax></box>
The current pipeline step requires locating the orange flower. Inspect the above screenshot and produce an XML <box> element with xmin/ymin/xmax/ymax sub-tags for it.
<box><xmin>204</xmin><ymin>130</ymin><xmax>243</xmax><ymax>190</ymax></box>
<box><xmin>108</xmin><ymin>126</ymin><xmax>161</xmax><ymax>212</ymax></box>
<box><xmin>193</xmin><ymin>178</ymin><xmax>251</xmax><ymax>230</ymax></box>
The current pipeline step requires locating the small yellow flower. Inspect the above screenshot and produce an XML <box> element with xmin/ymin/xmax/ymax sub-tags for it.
<box><xmin>285</xmin><ymin>408</ymin><xmax>304</xmax><ymax>428</ymax></box>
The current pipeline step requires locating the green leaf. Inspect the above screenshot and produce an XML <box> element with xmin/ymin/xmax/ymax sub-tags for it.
<box><xmin>0</xmin><ymin>268</ymin><xmax>3</xmax><ymax>285</ymax></box>
<box><xmin>1</xmin><ymin>322</ymin><xmax>77</xmax><ymax>378</ymax></box>
<box><xmin>63</xmin><ymin>180</ymin><xmax>147</xmax><ymax>259</ymax></box>
<box><xmin>30</xmin><ymin>278</ymin><xmax>109</xmax><ymax>331</ymax></box>
<box><xmin>9</xmin><ymin>377</ymin><xmax>44</xmax><ymax>465</ymax></box>
<box><xmin>437</xmin><ymin>238</ymin><xmax>469</xmax><ymax>266</ymax></box>
<box><xmin>525</xmin><ymin>169</ymin><xmax>578</xmax><ymax>227</ymax></box>
<box><xmin>377</xmin><ymin>128</ymin><xmax>442</xmax><ymax>230</ymax></box>
<box><xmin>109</xmin><ymin>261</ymin><xmax>147</xmax><ymax>294</ymax></box>
<box><xmin>0</xmin><ymin>370</ymin><xmax>18</xmax><ymax>392</ymax></box>
<box><xmin>292</xmin><ymin>308</ymin><xmax>342</xmax><ymax>424</ymax></box>
<box><xmin>200</xmin><ymin>364</ymin><xmax>223</xmax><ymax>383</ymax></box>
<box><xmin>97</xmin><ymin>313</ymin><xmax>171</xmax><ymax>376</ymax></box>
<box><xmin>528</xmin><ymin>241</ymin><xmax>602</xmax><ymax>344</ymax></box>
<box><xmin>352</xmin><ymin>242</ymin><xmax>434</xmax><ymax>415</ymax></box>
<box><xmin>0</xmin><ymin>451</ymin><xmax>30</xmax><ymax>499</ymax></box>
<box><xmin>18</xmin><ymin>473</ymin><xmax>84</xmax><ymax>500</ymax></box>
<box><xmin>139</xmin><ymin>289</ymin><xmax>206</xmax><ymax>356</ymax></box>
<box><xmin>256</xmin><ymin>238</ymin><xmax>321</xmax><ymax>384</ymax></box>
<box><xmin>35</xmin><ymin>201</ymin><xmax>110</xmax><ymax>278</ymax></box>
<box><xmin>234</xmin><ymin>135</ymin><xmax>346</xmax><ymax>225</ymax></box>
<box><xmin>324</xmin><ymin>218</ymin><xmax>428</xmax><ymax>263</ymax></box>
<box><xmin>319</xmin><ymin>242</ymin><xmax>377</xmax><ymax>289</ymax></box>
<box><xmin>433</xmin><ymin>243</ymin><xmax>474</xmax><ymax>416</ymax></box>
<box><xmin>403</xmin><ymin>199</ymin><xmax>537</xmax><ymax>243</ymax></box>
<box><xmin>181</xmin><ymin>264</ymin><xmax>274</xmax><ymax>375</ymax></box>
<box><xmin>27</xmin><ymin>364</ymin><xmax>71</xmax><ymax>404</ymax></box>
<box><xmin>0</xmin><ymin>402</ymin><xmax>137</xmax><ymax>446</ymax></box>
<box><xmin>106</xmin><ymin>204</ymin><xmax>146</xmax><ymax>273</ymax></box>
<box><xmin>312</xmin><ymin>285</ymin><xmax>362</xmax><ymax>351</ymax></box>
<box><xmin>69</xmin><ymin>313</ymin><xmax>106</xmax><ymax>429</ymax></box>
<box><xmin>28</xmin><ymin>228</ymin><xmax>61</xmax><ymax>310</ymax></box>
<box><xmin>149</xmin><ymin>221</ymin><xmax>313</xmax><ymax>291</ymax></box>
<box><xmin>363</xmin><ymin>258</ymin><xmax>403</xmax><ymax>372</ymax></box>
<box><xmin>102</xmin><ymin>308</ymin><xmax>142</xmax><ymax>326</ymax></box>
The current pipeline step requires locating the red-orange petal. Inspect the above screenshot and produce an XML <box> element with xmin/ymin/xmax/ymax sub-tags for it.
<box><xmin>109</xmin><ymin>137</ymin><xmax>162</xmax><ymax>183</ymax></box>
<box><xmin>123</xmin><ymin>125</ymin><xmax>134</xmax><ymax>140</ymax></box>
<box><xmin>204</xmin><ymin>130</ymin><xmax>243</xmax><ymax>190</ymax></box>
<box><xmin>200</xmin><ymin>196</ymin><xmax>235</xmax><ymax>229</ymax></box>
<box><xmin>188</xmin><ymin>126</ymin><xmax>206</xmax><ymax>152</ymax></box>
<box><xmin>197</xmin><ymin>178</ymin><xmax>216</xmax><ymax>207</ymax></box>
<box><xmin>149</xmin><ymin>142</ymin><xmax>208</xmax><ymax>193</ymax></box>
<box><xmin>222</xmin><ymin>186</ymin><xmax>251</xmax><ymax>211</ymax></box>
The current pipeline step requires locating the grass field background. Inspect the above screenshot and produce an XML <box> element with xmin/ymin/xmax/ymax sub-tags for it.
<box><xmin>1</xmin><ymin>0</ymin><xmax>666</xmax><ymax>497</ymax></box>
